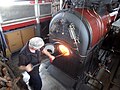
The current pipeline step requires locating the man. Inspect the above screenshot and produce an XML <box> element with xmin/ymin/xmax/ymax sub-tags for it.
<box><xmin>18</xmin><ymin>37</ymin><xmax>55</xmax><ymax>90</ymax></box>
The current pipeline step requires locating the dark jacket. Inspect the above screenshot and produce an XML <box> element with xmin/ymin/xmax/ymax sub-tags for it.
<box><xmin>18</xmin><ymin>42</ymin><xmax>43</xmax><ymax>75</ymax></box>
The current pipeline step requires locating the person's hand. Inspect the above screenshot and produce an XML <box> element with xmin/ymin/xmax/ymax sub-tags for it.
<box><xmin>25</xmin><ymin>64</ymin><xmax>33</xmax><ymax>72</ymax></box>
<box><xmin>49</xmin><ymin>55</ymin><xmax>55</xmax><ymax>63</ymax></box>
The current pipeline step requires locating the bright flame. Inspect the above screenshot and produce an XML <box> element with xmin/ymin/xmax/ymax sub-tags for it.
<box><xmin>58</xmin><ymin>45</ymin><xmax>70</xmax><ymax>56</ymax></box>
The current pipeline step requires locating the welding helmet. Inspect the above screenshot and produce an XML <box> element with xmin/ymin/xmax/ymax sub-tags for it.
<box><xmin>29</xmin><ymin>37</ymin><xmax>45</xmax><ymax>49</ymax></box>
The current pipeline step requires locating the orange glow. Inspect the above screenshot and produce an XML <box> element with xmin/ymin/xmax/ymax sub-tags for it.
<box><xmin>58</xmin><ymin>45</ymin><xmax>70</xmax><ymax>56</ymax></box>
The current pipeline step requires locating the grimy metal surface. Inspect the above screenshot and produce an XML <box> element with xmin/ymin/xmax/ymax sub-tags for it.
<box><xmin>0</xmin><ymin>5</ymin><xmax>35</xmax><ymax>22</ymax></box>
<box><xmin>0</xmin><ymin>3</ymin><xmax>51</xmax><ymax>23</ymax></box>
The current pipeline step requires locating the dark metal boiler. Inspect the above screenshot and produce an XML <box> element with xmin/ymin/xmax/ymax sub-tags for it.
<box><xmin>49</xmin><ymin>7</ymin><xmax>117</xmax><ymax>76</ymax></box>
<box><xmin>49</xmin><ymin>8</ymin><xmax>116</xmax><ymax>57</ymax></box>
<box><xmin>47</xmin><ymin>0</ymin><xmax>120</xmax><ymax>89</ymax></box>
<box><xmin>48</xmin><ymin>3</ymin><xmax>119</xmax><ymax>89</ymax></box>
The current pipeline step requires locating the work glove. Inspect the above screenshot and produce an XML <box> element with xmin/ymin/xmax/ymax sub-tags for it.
<box><xmin>49</xmin><ymin>55</ymin><xmax>55</xmax><ymax>63</ymax></box>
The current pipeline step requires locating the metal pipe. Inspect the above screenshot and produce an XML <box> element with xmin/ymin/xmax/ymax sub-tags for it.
<box><xmin>60</xmin><ymin>0</ymin><xmax>63</xmax><ymax>10</ymax></box>
<box><xmin>34</xmin><ymin>0</ymin><xmax>41</xmax><ymax>36</ymax></box>
<box><xmin>0</xmin><ymin>15</ymin><xmax>12</xmax><ymax>58</ymax></box>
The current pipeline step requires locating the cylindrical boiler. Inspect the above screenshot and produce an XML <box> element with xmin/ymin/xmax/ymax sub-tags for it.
<box><xmin>49</xmin><ymin>8</ymin><xmax>115</xmax><ymax>57</ymax></box>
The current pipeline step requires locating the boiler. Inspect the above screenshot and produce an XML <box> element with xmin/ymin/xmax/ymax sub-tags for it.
<box><xmin>48</xmin><ymin>0</ymin><xmax>119</xmax><ymax>89</ymax></box>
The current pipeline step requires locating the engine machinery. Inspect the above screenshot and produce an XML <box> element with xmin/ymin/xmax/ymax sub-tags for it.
<box><xmin>48</xmin><ymin>0</ymin><xmax>120</xmax><ymax>90</ymax></box>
